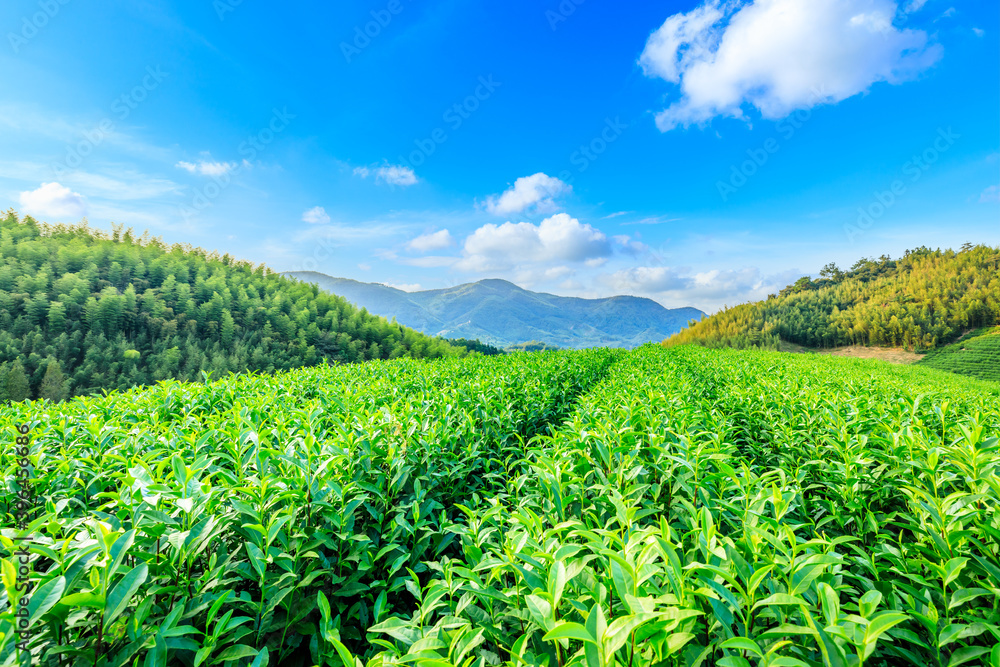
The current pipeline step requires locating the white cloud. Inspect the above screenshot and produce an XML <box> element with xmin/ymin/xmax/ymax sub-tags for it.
<box><xmin>485</xmin><ymin>173</ymin><xmax>571</xmax><ymax>215</ymax></box>
<box><xmin>640</xmin><ymin>0</ymin><xmax>942</xmax><ymax>131</ymax></box>
<box><xmin>613</xmin><ymin>234</ymin><xmax>650</xmax><ymax>255</ymax></box>
<box><xmin>620</xmin><ymin>215</ymin><xmax>684</xmax><ymax>226</ymax></box>
<box><xmin>378</xmin><ymin>164</ymin><xmax>418</xmax><ymax>186</ymax></box>
<box><xmin>980</xmin><ymin>185</ymin><xmax>999</xmax><ymax>203</ymax></box>
<box><xmin>354</xmin><ymin>164</ymin><xmax>418</xmax><ymax>187</ymax></box>
<box><xmin>458</xmin><ymin>212</ymin><xmax>610</xmax><ymax>272</ymax></box>
<box><xmin>19</xmin><ymin>182</ymin><xmax>88</xmax><ymax>220</ymax></box>
<box><xmin>407</xmin><ymin>229</ymin><xmax>453</xmax><ymax>252</ymax></box>
<box><xmin>903</xmin><ymin>0</ymin><xmax>928</xmax><ymax>12</ymax></box>
<box><xmin>596</xmin><ymin>264</ymin><xmax>805</xmax><ymax>312</ymax></box>
<box><xmin>688</xmin><ymin>267</ymin><xmax>768</xmax><ymax>299</ymax></box>
<box><xmin>302</xmin><ymin>206</ymin><xmax>331</xmax><ymax>225</ymax></box>
<box><xmin>973</xmin><ymin>28</ymin><xmax>985</xmax><ymax>38</ymax></box>
<box><xmin>389</xmin><ymin>283</ymin><xmax>423</xmax><ymax>292</ymax></box>
<box><xmin>176</xmin><ymin>159</ymin><xmax>237</xmax><ymax>176</ymax></box>
<box><xmin>603</xmin><ymin>266</ymin><xmax>690</xmax><ymax>293</ymax></box>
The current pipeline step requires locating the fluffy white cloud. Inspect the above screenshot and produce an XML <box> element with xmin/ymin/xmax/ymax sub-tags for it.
<box><xmin>19</xmin><ymin>182</ymin><xmax>87</xmax><ymax>219</ymax></box>
<box><xmin>485</xmin><ymin>173</ymin><xmax>571</xmax><ymax>216</ymax></box>
<box><xmin>302</xmin><ymin>206</ymin><xmax>331</xmax><ymax>225</ymax></box>
<box><xmin>459</xmin><ymin>213</ymin><xmax>610</xmax><ymax>271</ymax></box>
<box><xmin>354</xmin><ymin>164</ymin><xmax>418</xmax><ymax>187</ymax></box>
<box><xmin>389</xmin><ymin>283</ymin><xmax>423</xmax><ymax>292</ymax></box>
<box><xmin>176</xmin><ymin>160</ymin><xmax>237</xmax><ymax>176</ymax></box>
<box><xmin>407</xmin><ymin>229</ymin><xmax>453</xmax><ymax>252</ymax></box>
<box><xmin>640</xmin><ymin>0</ymin><xmax>942</xmax><ymax>131</ymax></box>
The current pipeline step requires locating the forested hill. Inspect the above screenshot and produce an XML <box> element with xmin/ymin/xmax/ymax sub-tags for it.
<box><xmin>665</xmin><ymin>244</ymin><xmax>1000</xmax><ymax>351</ymax></box>
<box><xmin>0</xmin><ymin>212</ymin><xmax>462</xmax><ymax>402</ymax></box>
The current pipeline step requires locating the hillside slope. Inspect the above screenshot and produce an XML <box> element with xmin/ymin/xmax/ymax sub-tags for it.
<box><xmin>282</xmin><ymin>272</ymin><xmax>704</xmax><ymax>348</ymax></box>
<box><xmin>0</xmin><ymin>212</ymin><xmax>461</xmax><ymax>401</ymax></box>
<box><xmin>917</xmin><ymin>326</ymin><xmax>1000</xmax><ymax>382</ymax></box>
<box><xmin>665</xmin><ymin>244</ymin><xmax>999</xmax><ymax>352</ymax></box>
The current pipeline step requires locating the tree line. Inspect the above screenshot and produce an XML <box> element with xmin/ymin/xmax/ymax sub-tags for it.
<box><xmin>0</xmin><ymin>211</ymin><xmax>465</xmax><ymax>402</ymax></box>
<box><xmin>664</xmin><ymin>244</ymin><xmax>1000</xmax><ymax>351</ymax></box>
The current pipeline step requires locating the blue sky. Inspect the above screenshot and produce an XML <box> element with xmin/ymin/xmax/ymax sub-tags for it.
<box><xmin>1</xmin><ymin>0</ymin><xmax>997</xmax><ymax>312</ymax></box>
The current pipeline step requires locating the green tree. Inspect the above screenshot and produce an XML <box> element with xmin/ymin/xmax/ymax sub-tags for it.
<box><xmin>4</xmin><ymin>359</ymin><xmax>30</xmax><ymax>402</ymax></box>
<box><xmin>48</xmin><ymin>301</ymin><xmax>67</xmax><ymax>335</ymax></box>
<box><xmin>38</xmin><ymin>358</ymin><xmax>67</xmax><ymax>401</ymax></box>
<box><xmin>220</xmin><ymin>309</ymin><xmax>235</xmax><ymax>348</ymax></box>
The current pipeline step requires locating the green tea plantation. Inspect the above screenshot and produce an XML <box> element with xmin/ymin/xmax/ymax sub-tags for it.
<box><xmin>2</xmin><ymin>346</ymin><xmax>998</xmax><ymax>667</ymax></box>
<box><xmin>919</xmin><ymin>327</ymin><xmax>1000</xmax><ymax>382</ymax></box>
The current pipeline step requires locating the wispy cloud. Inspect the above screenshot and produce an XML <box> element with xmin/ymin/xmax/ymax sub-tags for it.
<box><xmin>302</xmin><ymin>206</ymin><xmax>331</xmax><ymax>224</ymax></box>
<box><xmin>176</xmin><ymin>159</ymin><xmax>238</xmax><ymax>176</ymax></box>
<box><xmin>354</xmin><ymin>163</ymin><xmax>419</xmax><ymax>186</ymax></box>
<box><xmin>620</xmin><ymin>215</ymin><xmax>684</xmax><ymax>226</ymax></box>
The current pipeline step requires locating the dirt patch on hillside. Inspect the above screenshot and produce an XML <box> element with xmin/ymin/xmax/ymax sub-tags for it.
<box><xmin>816</xmin><ymin>346</ymin><xmax>923</xmax><ymax>365</ymax></box>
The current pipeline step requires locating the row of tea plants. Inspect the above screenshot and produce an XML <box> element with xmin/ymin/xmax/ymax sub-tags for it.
<box><xmin>356</xmin><ymin>347</ymin><xmax>999</xmax><ymax>667</ymax></box>
<box><xmin>1</xmin><ymin>349</ymin><xmax>620</xmax><ymax>665</ymax></box>
<box><xmin>2</xmin><ymin>345</ymin><xmax>998</xmax><ymax>666</ymax></box>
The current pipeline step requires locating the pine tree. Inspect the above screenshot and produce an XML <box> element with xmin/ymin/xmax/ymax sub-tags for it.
<box><xmin>5</xmin><ymin>359</ymin><xmax>30</xmax><ymax>402</ymax></box>
<box><xmin>38</xmin><ymin>358</ymin><xmax>67</xmax><ymax>402</ymax></box>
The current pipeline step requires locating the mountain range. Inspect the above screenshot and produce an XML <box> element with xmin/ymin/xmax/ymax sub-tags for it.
<box><xmin>282</xmin><ymin>272</ymin><xmax>705</xmax><ymax>349</ymax></box>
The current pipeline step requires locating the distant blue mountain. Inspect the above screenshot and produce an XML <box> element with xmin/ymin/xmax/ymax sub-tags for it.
<box><xmin>282</xmin><ymin>272</ymin><xmax>705</xmax><ymax>349</ymax></box>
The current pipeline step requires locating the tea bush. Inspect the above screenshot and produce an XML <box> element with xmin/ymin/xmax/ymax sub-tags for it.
<box><xmin>2</xmin><ymin>346</ymin><xmax>998</xmax><ymax>666</ymax></box>
<box><xmin>0</xmin><ymin>349</ymin><xmax>620</xmax><ymax>665</ymax></box>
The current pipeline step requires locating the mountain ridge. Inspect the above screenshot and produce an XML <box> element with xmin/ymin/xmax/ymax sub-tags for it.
<box><xmin>282</xmin><ymin>272</ymin><xmax>705</xmax><ymax>349</ymax></box>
